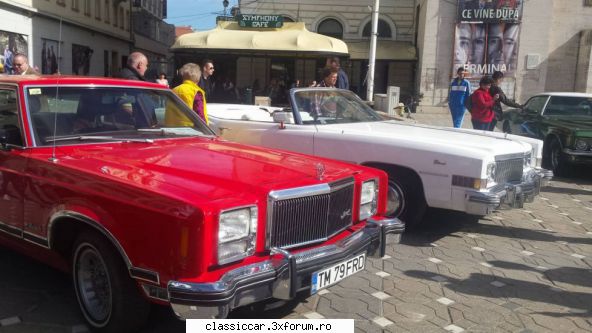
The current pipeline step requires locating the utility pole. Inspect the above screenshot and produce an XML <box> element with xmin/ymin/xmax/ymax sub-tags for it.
<box><xmin>366</xmin><ymin>0</ymin><xmax>379</xmax><ymax>102</ymax></box>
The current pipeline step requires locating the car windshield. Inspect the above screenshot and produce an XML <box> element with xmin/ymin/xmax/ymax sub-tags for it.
<box><xmin>544</xmin><ymin>96</ymin><xmax>592</xmax><ymax>117</ymax></box>
<box><xmin>26</xmin><ymin>86</ymin><xmax>214</xmax><ymax>146</ymax></box>
<box><xmin>292</xmin><ymin>89</ymin><xmax>383</xmax><ymax>125</ymax></box>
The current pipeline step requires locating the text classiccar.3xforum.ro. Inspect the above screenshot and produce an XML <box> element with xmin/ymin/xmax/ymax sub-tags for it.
<box><xmin>203</xmin><ymin>322</ymin><xmax>333</xmax><ymax>331</ymax></box>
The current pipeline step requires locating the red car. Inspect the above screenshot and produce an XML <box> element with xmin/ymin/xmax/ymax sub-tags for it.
<box><xmin>0</xmin><ymin>76</ymin><xmax>404</xmax><ymax>332</ymax></box>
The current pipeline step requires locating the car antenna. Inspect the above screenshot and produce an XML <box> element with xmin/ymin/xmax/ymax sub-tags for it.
<box><xmin>49</xmin><ymin>17</ymin><xmax>63</xmax><ymax>163</ymax></box>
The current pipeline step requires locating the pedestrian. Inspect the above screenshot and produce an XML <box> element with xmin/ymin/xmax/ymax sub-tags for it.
<box><xmin>117</xmin><ymin>52</ymin><xmax>157</xmax><ymax>128</ymax></box>
<box><xmin>316</xmin><ymin>67</ymin><xmax>338</xmax><ymax>88</ymax></box>
<box><xmin>119</xmin><ymin>51</ymin><xmax>149</xmax><ymax>81</ymax></box>
<box><xmin>198</xmin><ymin>59</ymin><xmax>215</xmax><ymax>99</ymax></box>
<box><xmin>170</xmin><ymin>63</ymin><xmax>209</xmax><ymax>125</ymax></box>
<box><xmin>309</xmin><ymin>80</ymin><xmax>317</xmax><ymax>87</ymax></box>
<box><xmin>12</xmin><ymin>53</ymin><xmax>39</xmax><ymax>75</ymax></box>
<box><xmin>326</xmin><ymin>57</ymin><xmax>349</xmax><ymax>90</ymax></box>
<box><xmin>489</xmin><ymin>70</ymin><xmax>522</xmax><ymax>130</ymax></box>
<box><xmin>156</xmin><ymin>73</ymin><xmax>169</xmax><ymax>87</ymax></box>
<box><xmin>448</xmin><ymin>67</ymin><xmax>471</xmax><ymax>128</ymax></box>
<box><xmin>470</xmin><ymin>76</ymin><xmax>499</xmax><ymax>131</ymax></box>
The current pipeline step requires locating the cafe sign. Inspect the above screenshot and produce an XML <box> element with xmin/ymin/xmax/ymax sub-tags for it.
<box><xmin>238</xmin><ymin>14</ymin><xmax>283</xmax><ymax>28</ymax></box>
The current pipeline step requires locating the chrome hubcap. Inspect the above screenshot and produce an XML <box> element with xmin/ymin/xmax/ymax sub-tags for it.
<box><xmin>76</xmin><ymin>246</ymin><xmax>112</xmax><ymax>325</ymax></box>
<box><xmin>386</xmin><ymin>180</ymin><xmax>405</xmax><ymax>217</ymax></box>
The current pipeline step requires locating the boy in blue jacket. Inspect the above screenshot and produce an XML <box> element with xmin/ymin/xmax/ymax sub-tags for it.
<box><xmin>448</xmin><ymin>67</ymin><xmax>472</xmax><ymax>128</ymax></box>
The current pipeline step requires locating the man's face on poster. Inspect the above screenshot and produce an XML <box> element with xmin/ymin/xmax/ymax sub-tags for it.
<box><xmin>471</xmin><ymin>25</ymin><xmax>486</xmax><ymax>65</ymax></box>
<box><xmin>502</xmin><ymin>24</ymin><xmax>519</xmax><ymax>65</ymax></box>
<box><xmin>487</xmin><ymin>24</ymin><xmax>504</xmax><ymax>65</ymax></box>
<box><xmin>454</xmin><ymin>24</ymin><xmax>472</xmax><ymax>65</ymax></box>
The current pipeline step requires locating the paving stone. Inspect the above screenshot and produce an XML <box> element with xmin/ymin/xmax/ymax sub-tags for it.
<box><xmin>371</xmin><ymin>291</ymin><xmax>391</xmax><ymax>300</ymax></box>
<box><xmin>521</xmin><ymin>250</ymin><xmax>535</xmax><ymax>256</ymax></box>
<box><xmin>444</xmin><ymin>324</ymin><xmax>465</xmax><ymax>333</ymax></box>
<box><xmin>491</xmin><ymin>281</ymin><xmax>507</xmax><ymax>288</ymax></box>
<box><xmin>437</xmin><ymin>297</ymin><xmax>455</xmax><ymax>306</ymax></box>
<box><xmin>570</xmin><ymin>253</ymin><xmax>586</xmax><ymax>259</ymax></box>
<box><xmin>428</xmin><ymin>258</ymin><xmax>443</xmax><ymax>264</ymax></box>
<box><xmin>372</xmin><ymin>316</ymin><xmax>394</xmax><ymax>328</ymax></box>
<box><xmin>303</xmin><ymin>312</ymin><xmax>325</xmax><ymax>319</ymax></box>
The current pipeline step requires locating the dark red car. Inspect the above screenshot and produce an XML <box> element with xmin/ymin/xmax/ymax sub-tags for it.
<box><xmin>0</xmin><ymin>76</ymin><xmax>404</xmax><ymax>332</ymax></box>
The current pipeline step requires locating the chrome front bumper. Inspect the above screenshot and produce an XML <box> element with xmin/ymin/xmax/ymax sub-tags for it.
<box><xmin>167</xmin><ymin>217</ymin><xmax>404</xmax><ymax>319</ymax></box>
<box><xmin>466</xmin><ymin>168</ymin><xmax>552</xmax><ymax>216</ymax></box>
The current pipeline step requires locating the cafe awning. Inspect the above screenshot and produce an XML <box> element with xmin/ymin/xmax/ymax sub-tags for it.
<box><xmin>346</xmin><ymin>40</ymin><xmax>417</xmax><ymax>61</ymax></box>
<box><xmin>171</xmin><ymin>21</ymin><xmax>348</xmax><ymax>56</ymax></box>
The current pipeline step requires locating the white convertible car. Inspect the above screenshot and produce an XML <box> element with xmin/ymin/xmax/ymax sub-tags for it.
<box><xmin>207</xmin><ymin>88</ymin><xmax>553</xmax><ymax>228</ymax></box>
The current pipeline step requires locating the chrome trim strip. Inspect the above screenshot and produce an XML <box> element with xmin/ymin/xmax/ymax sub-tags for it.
<box><xmin>563</xmin><ymin>149</ymin><xmax>592</xmax><ymax>156</ymax></box>
<box><xmin>495</xmin><ymin>152</ymin><xmax>529</xmax><ymax>161</ymax></box>
<box><xmin>268</xmin><ymin>183</ymin><xmax>331</xmax><ymax>201</ymax></box>
<box><xmin>48</xmin><ymin>210</ymin><xmax>133</xmax><ymax>268</ymax></box>
<box><xmin>0</xmin><ymin>221</ymin><xmax>22</xmax><ymax>237</ymax></box>
<box><xmin>22</xmin><ymin>231</ymin><xmax>50</xmax><ymax>248</ymax></box>
<box><xmin>130</xmin><ymin>267</ymin><xmax>160</xmax><ymax>285</ymax></box>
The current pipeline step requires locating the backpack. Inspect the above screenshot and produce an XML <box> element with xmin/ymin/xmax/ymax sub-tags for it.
<box><xmin>464</xmin><ymin>92</ymin><xmax>473</xmax><ymax>111</ymax></box>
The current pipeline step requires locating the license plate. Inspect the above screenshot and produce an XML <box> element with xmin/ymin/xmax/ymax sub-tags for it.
<box><xmin>310</xmin><ymin>253</ymin><xmax>366</xmax><ymax>294</ymax></box>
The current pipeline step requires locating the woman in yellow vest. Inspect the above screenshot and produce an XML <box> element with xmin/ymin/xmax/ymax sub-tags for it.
<box><xmin>167</xmin><ymin>63</ymin><xmax>208</xmax><ymax>126</ymax></box>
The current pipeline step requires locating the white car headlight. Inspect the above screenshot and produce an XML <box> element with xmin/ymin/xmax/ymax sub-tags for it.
<box><xmin>218</xmin><ymin>206</ymin><xmax>257</xmax><ymax>265</ymax></box>
<box><xmin>359</xmin><ymin>179</ymin><xmax>378</xmax><ymax>220</ymax></box>
<box><xmin>486</xmin><ymin>162</ymin><xmax>496</xmax><ymax>185</ymax></box>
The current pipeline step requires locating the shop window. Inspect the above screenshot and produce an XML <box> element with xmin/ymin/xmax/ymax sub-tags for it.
<box><xmin>362</xmin><ymin>19</ymin><xmax>392</xmax><ymax>38</ymax></box>
<box><xmin>317</xmin><ymin>18</ymin><xmax>343</xmax><ymax>39</ymax></box>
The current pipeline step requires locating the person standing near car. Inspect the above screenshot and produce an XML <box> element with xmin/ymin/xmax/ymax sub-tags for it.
<box><xmin>470</xmin><ymin>76</ymin><xmax>499</xmax><ymax>130</ymax></box>
<box><xmin>448</xmin><ymin>67</ymin><xmax>471</xmax><ymax>128</ymax></box>
<box><xmin>171</xmin><ymin>63</ymin><xmax>208</xmax><ymax>125</ymax></box>
<box><xmin>489</xmin><ymin>71</ymin><xmax>522</xmax><ymax>131</ymax></box>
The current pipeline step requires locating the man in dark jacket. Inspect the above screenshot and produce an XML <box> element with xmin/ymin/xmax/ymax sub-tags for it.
<box><xmin>117</xmin><ymin>52</ymin><xmax>156</xmax><ymax>128</ymax></box>
<box><xmin>326</xmin><ymin>57</ymin><xmax>349</xmax><ymax>90</ymax></box>
<box><xmin>489</xmin><ymin>70</ymin><xmax>522</xmax><ymax>131</ymax></box>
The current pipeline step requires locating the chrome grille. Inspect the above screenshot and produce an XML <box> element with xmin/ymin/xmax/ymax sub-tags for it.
<box><xmin>268</xmin><ymin>178</ymin><xmax>355</xmax><ymax>249</ymax></box>
<box><xmin>495</xmin><ymin>158</ymin><xmax>523</xmax><ymax>184</ymax></box>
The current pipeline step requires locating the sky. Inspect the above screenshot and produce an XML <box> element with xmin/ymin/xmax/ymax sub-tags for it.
<box><xmin>165</xmin><ymin>0</ymin><xmax>240</xmax><ymax>30</ymax></box>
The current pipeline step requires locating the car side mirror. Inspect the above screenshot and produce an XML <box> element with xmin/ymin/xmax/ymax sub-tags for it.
<box><xmin>272</xmin><ymin>111</ymin><xmax>293</xmax><ymax>124</ymax></box>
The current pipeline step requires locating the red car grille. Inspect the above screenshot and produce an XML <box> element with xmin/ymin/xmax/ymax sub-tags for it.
<box><xmin>267</xmin><ymin>178</ymin><xmax>355</xmax><ymax>249</ymax></box>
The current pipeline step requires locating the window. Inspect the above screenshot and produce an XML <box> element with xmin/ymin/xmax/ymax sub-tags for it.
<box><xmin>283</xmin><ymin>16</ymin><xmax>295</xmax><ymax>22</ymax></box>
<box><xmin>104</xmin><ymin>0</ymin><xmax>110</xmax><ymax>23</ymax></box>
<box><xmin>57</xmin><ymin>0</ymin><xmax>66</xmax><ymax>6</ymax></box>
<box><xmin>113</xmin><ymin>3</ymin><xmax>118</xmax><ymax>26</ymax></box>
<box><xmin>119</xmin><ymin>7</ymin><xmax>124</xmax><ymax>28</ymax></box>
<box><xmin>0</xmin><ymin>89</ymin><xmax>23</xmax><ymax>146</ymax></box>
<box><xmin>71</xmin><ymin>0</ymin><xmax>79</xmax><ymax>11</ymax></box>
<box><xmin>84</xmin><ymin>0</ymin><xmax>91</xmax><ymax>15</ymax></box>
<box><xmin>524</xmin><ymin>96</ymin><xmax>549</xmax><ymax>114</ymax></box>
<box><xmin>125</xmin><ymin>9</ymin><xmax>130</xmax><ymax>31</ymax></box>
<box><xmin>362</xmin><ymin>19</ymin><xmax>392</xmax><ymax>38</ymax></box>
<box><xmin>95</xmin><ymin>0</ymin><xmax>101</xmax><ymax>19</ymax></box>
<box><xmin>317</xmin><ymin>19</ymin><xmax>343</xmax><ymax>39</ymax></box>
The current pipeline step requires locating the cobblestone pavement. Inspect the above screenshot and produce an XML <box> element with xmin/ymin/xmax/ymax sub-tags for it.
<box><xmin>1</xmin><ymin>172</ymin><xmax>591</xmax><ymax>333</ymax></box>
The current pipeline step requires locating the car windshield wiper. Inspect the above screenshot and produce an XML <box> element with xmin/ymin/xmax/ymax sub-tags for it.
<box><xmin>137</xmin><ymin>128</ymin><xmax>215</xmax><ymax>137</ymax></box>
<box><xmin>45</xmin><ymin>135</ymin><xmax>154</xmax><ymax>143</ymax></box>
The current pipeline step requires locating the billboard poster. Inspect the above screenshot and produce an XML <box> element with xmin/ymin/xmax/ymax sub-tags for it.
<box><xmin>41</xmin><ymin>39</ymin><xmax>60</xmax><ymax>74</ymax></box>
<box><xmin>458</xmin><ymin>0</ymin><xmax>523</xmax><ymax>23</ymax></box>
<box><xmin>72</xmin><ymin>44</ymin><xmax>93</xmax><ymax>75</ymax></box>
<box><xmin>453</xmin><ymin>22</ymin><xmax>520</xmax><ymax>78</ymax></box>
<box><xmin>0</xmin><ymin>30</ymin><xmax>28</xmax><ymax>74</ymax></box>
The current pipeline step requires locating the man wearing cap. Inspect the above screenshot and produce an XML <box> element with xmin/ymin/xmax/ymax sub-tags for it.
<box><xmin>448</xmin><ymin>67</ymin><xmax>472</xmax><ymax>128</ymax></box>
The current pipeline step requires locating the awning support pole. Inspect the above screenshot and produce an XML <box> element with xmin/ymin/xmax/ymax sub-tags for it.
<box><xmin>366</xmin><ymin>0</ymin><xmax>379</xmax><ymax>102</ymax></box>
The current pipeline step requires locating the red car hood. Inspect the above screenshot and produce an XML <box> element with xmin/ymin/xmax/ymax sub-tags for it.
<box><xmin>45</xmin><ymin>137</ymin><xmax>358</xmax><ymax>204</ymax></box>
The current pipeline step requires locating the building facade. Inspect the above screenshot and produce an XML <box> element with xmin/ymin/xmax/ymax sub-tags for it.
<box><xmin>238</xmin><ymin>0</ymin><xmax>418</xmax><ymax>100</ymax></box>
<box><xmin>131</xmin><ymin>0</ymin><xmax>175</xmax><ymax>78</ymax></box>
<box><xmin>1</xmin><ymin>0</ymin><xmax>133</xmax><ymax>76</ymax></box>
<box><xmin>1</xmin><ymin>0</ymin><xmax>174</xmax><ymax>78</ymax></box>
<box><xmin>416</xmin><ymin>0</ymin><xmax>592</xmax><ymax>106</ymax></box>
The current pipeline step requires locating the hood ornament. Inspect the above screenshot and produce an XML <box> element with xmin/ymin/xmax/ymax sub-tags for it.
<box><xmin>316</xmin><ymin>163</ymin><xmax>326</xmax><ymax>180</ymax></box>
